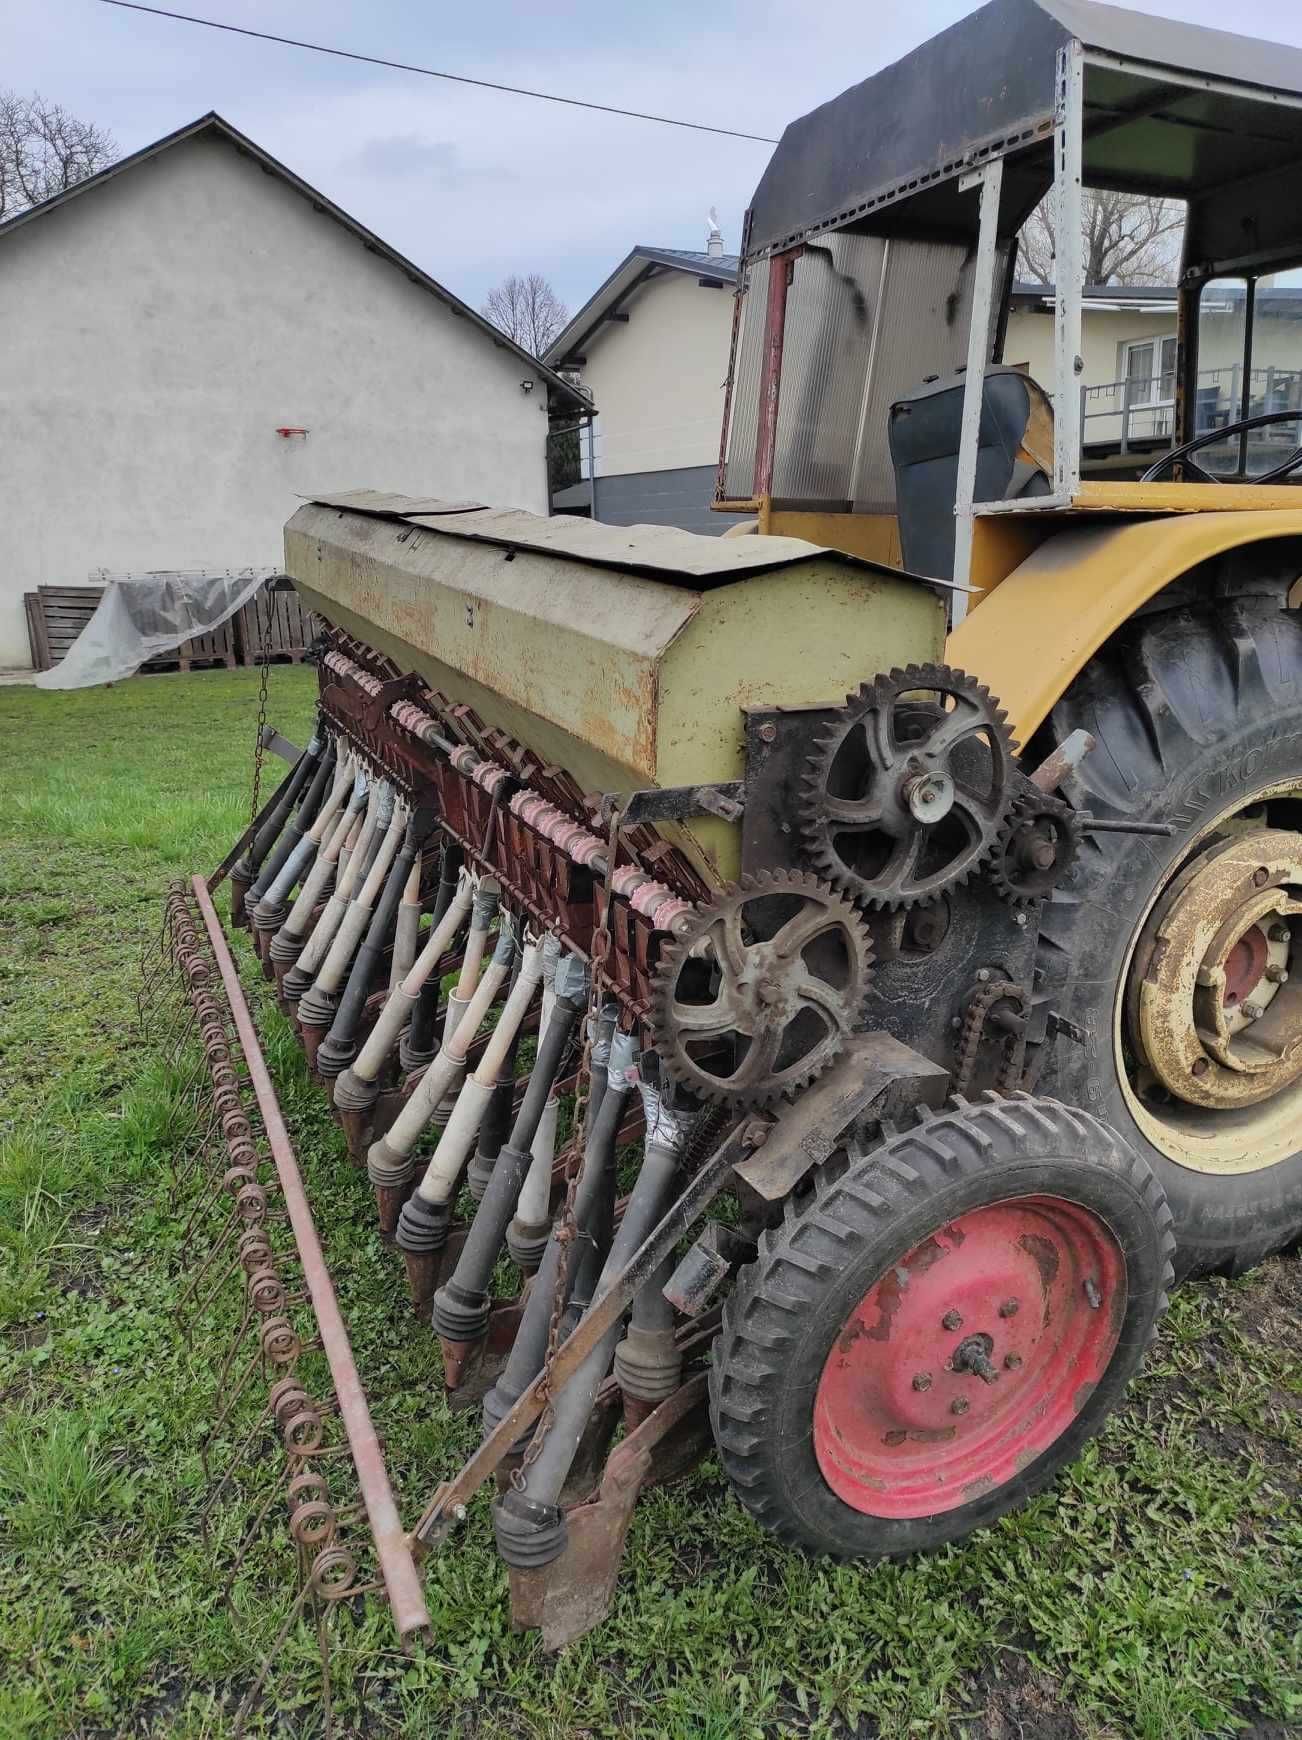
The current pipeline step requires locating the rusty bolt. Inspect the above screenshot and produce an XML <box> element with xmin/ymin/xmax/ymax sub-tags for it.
<box><xmin>1266</xmin><ymin>965</ymin><xmax>1289</xmax><ymax>984</ymax></box>
<box><xmin>941</xmin><ymin>1309</ymin><xmax>963</xmax><ymax>1331</ymax></box>
<box><xmin>758</xmin><ymin>722</ymin><xmax>778</xmax><ymax>744</ymax></box>
<box><xmin>1191</xmin><ymin>1056</ymin><xmax>1210</xmax><ymax>1078</ymax></box>
<box><xmin>1254</xmin><ymin>867</ymin><xmax>1270</xmax><ymax>888</ymax></box>
<box><xmin>1004</xmin><ymin>1352</ymin><xmax>1023</xmax><ymax>1371</ymax></box>
<box><xmin>950</xmin><ymin>1396</ymin><xmax>970</xmax><ymax>1416</ymax></box>
<box><xmin>742</xmin><ymin>1119</ymin><xmax>770</xmax><ymax>1148</ymax></box>
<box><xmin>912</xmin><ymin>1372</ymin><xmax>933</xmax><ymax>1392</ymax></box>
<box><xmin>1244</xmin><ymin>1002</ymin><xmax>1266</xmax><ymax>1021</ymax></box>
<box><xmin>998</xmin><ymin>1298</ymin><xmax>1020</xmax><ymax>1317</ymax></box>
<box><xmin>1270</xmin><ymin>924</ymin><xmax>1291</xmax><ymax>944</ymax></box>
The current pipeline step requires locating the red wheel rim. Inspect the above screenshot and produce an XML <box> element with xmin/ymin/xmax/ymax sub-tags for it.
<box><xmin>813</xmin><ymin>1195</ymin><xmax>1126</xmax><ymax>1518</ymax></box>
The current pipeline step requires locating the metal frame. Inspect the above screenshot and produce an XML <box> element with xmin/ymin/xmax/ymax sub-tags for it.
<box><xmin>951</xmin><ymin>159</ymin><xmax>1006</xmax><ymax>621</ymax></box>
<box><xmin>190</xmin><ymin>874</ymin><xmax>432</xmax><ymax>1644</ymax></box>
<box><xmin>1053</xmin><ymin>41</ymin><xmax>1086</xmax><ymax>502</ymax></box>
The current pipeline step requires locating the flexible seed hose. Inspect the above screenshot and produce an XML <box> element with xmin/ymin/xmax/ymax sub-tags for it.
<box><xmin>256</xmin><ymin>751</ymin><xmax>353</xmax><ymax>912</ymax></box>
<box><xmin>372</xmin><ymin>924</ymin><xmax>516</xmax><ymax>1168</ymax></box>
<box><xmin>389</xmin><ymin>858</ymin><xmax>424</xmax><ymax>988</ymax></box>
<box><xmin>291</xmin><ymin>783</ymin><xmax>383</xmax><ymax>982</ymax></box>
<box><xmin>412</xmin><ymin>938</ymin><xmax>544</xmax><ymax>1208</ymax></box>
<box><xmin>337</xmin><ymin>875</ymin><xmax>474</xmax><ymax>1096</ymax></box>
<box><xmin>306</xmin><ymin>795</ymin><xmax>406</xmax><ymax>999</ymax></box>
<box><xmin>275</xmin><ymin>769</ymin><xmax>368</xmax><ymax>943</ymax></box>
<box><xmin>442</xmin><ymin>880</ymin><xmax>500</xmax><ymax>1046</ymax></box>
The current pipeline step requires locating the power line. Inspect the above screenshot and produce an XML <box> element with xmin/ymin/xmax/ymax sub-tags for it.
<box><xmin>94</xmin><ymin>1</ymin><xmax>780</xmax><ymax>145</ymax></box>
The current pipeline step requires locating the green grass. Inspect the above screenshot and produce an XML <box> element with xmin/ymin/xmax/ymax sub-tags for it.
<box><xmin>0</xmin><ymin>668</ymin><xmax>1300</xmax><ymax>1739</ymax></box>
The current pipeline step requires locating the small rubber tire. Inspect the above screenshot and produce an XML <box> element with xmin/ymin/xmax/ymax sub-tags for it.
<box><xmin>1037</xmin><ymin>587</ymin><xmax>1302</xmax><ymax>1277</ymax></box>
<box><xmin>709</xmin><ymin>1093</ymin><xmax>1174</xmax><ymax>1560</ymax></box>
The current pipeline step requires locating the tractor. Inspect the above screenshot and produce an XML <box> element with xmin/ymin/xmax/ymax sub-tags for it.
<box><xmin>179</xmin><ymin>0</ymin><xmax>1302</xmax><ymax>1656</ymax></box>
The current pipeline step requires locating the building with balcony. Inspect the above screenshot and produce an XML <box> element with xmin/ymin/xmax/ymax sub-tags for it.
<box><xmin>1007</xmin><ymin>279</ymin><xmax>1302</xmax><ymax>474</ymax></box>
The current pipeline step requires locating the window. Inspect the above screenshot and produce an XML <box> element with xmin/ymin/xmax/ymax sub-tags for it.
<box><xmin>1123</xmin><ymin>336</ymin><xmax>1177</xmax><ymax>408</ymax></box>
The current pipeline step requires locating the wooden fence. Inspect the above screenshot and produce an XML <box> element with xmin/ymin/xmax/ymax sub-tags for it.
<box><xmin>23</xmin><ymin>579</ymin><xmax>313</xmax><ymax>675</ymax></box>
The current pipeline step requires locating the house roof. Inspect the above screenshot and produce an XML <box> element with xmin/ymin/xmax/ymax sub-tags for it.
<box><xmin>0</xmin><ymin>111</ymin><xmax>587</xmax><ymax>411</ymax></box>
<box><xmin>544</xmin><ymin>244</ymin><xmax>739</xmax><ymax>368</ymax></box>
<box><xmin>1010</xmin><ymin>281</ymin><xmax>1179</xmax><ymax>311</ymax></box>
<box><xmin>1010</xmin><ymin>281</ymin><xmax>1302</xmax><ymax>313</ymax></box>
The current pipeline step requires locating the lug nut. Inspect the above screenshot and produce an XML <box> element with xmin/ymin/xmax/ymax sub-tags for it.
<box><xmin>941</xmin><ymin>1309</ymin><xmax>964</xmax><ymax>1331</ymax></box>
<box><xmin>998</xmin><ymin>1298</ymin><xmax>1020</xmax><ymax>1317</ymax></box>
<box><xmin>1266</xmin><ymin>965</ymin><xmax>1288</xmax><ymax>984</ymax></box>
<box><xmin>950</xmin><ymin>1397</ymin><xmax>970</xmax><ymax>1416</ymax></box>
<box><xmin>1004</xmin><ymin>1352</ymin><xmax>1023</xmax><ymax>1370</ymax></box>
<box><xmin>1244</xmin><ymin>1002</ymin><xmax>1266</xmax><ymax>1021</ymax></box>
<box><xmin>912</xmin><ymin>1372</ymin><xmax>933</xmax><ymax>1392</ymax></box>
<box><xmin>1269</xmin><ymin>924</ymin><xmax>1290</xmax><ymax>944</ymax></box>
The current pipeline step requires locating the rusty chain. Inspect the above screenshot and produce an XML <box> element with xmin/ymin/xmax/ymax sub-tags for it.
<box><xmin>953</xmin><ymin>978</ymin><xmax>1030</xmax><ymax>1096</ymax></box>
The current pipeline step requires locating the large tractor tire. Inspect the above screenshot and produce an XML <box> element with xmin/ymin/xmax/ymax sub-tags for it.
<box><xmin>710</xmin><ymin>1095</ymin><xmax>1172</xmax><ymax>1559</ymax></box>
<box><xmin>1037</xmin><ymin>581</ymin><xmax>1302</xmax><ymax>1278</ymax></box>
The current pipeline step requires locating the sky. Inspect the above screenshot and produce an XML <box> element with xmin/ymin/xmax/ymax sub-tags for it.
<box><xmin>8</xmin><ymin>0</ymin><xmax>1302</xmax><ymax>322</ymax></box>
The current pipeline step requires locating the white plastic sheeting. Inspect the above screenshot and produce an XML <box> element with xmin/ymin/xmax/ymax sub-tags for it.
<box><xmin>35</xmin><ymin>569</ymin><xmax>276</xmax><ymax>689</ymax></box>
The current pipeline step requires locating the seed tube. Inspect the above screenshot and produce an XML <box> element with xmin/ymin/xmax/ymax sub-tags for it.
<box><xmin>432</xmin><ymin>952</ymin><xmax>587</xmax><ymax>1363</ymax></box>
<box><xmin>482</xmin><ymin>1031</ymin><xmax>637</xmax><ymax>1439</ymax></box>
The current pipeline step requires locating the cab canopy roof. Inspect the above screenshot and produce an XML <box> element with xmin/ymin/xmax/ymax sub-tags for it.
<box><xmin>746</xmin><ymin>0</ymin><xmax>1302</xmax><ymax>273</ymax></box>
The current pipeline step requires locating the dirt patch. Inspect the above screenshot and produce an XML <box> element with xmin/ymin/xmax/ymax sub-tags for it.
<box><xmin>966</xmin><ymin>1650</ymin><xmax>1085</xmax><ymax>1740</ymax></box>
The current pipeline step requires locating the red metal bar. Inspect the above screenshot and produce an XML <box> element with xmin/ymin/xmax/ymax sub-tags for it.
<box><xmin>190</xmin><ymin>874</ymin><xmax>431</xmax><ymax>1645</ymax></box>
<box><xmin>753</xmin><ymin>245</ymin><xmax>801</xmax><ymax>501</ymax></box>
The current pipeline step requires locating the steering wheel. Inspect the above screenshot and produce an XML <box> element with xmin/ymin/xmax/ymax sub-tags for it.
<box><xmin>1142</xmin><ymin>409</ymin><xmax>1302</xmax><ymax>485</ymax></box>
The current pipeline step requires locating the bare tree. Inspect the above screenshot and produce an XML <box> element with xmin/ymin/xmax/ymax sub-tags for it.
<box><xmin>482</xmin><ymin>272</ymin><xmax>569</xmax><ymax>356</ymax></box>
<box><xmin>1019</xmin><ymin>189</ymin><xmax>1183</xmax><ymax>287</ymax></box>
<box><xmin>0</xmin><ymin>91</ymin><xmax>116</xmax><ymax>223</ymax></box>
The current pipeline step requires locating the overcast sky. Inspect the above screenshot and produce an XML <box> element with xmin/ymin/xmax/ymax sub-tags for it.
<box><xmin>9</xmin><ymin>0</ymin><xmax>1302</xmax><ymax>320</ymax></box>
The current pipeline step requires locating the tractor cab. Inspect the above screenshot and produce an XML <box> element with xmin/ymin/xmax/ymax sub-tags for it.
<box><xmin>714</xmin><ymin>0</ymin><xmax>1302</xmax><ymax>621</ymax></box>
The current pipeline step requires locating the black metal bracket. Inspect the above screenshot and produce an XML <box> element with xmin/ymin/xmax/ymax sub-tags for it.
<box><xmin>599</xmin><ymin>783</ymin><xmax>746</xmax><ymax>827</ymax></box>
<box><xmin>259</xmin><ymin>724</ymin><xmax>302</xmax><ymax>765</ymax></box>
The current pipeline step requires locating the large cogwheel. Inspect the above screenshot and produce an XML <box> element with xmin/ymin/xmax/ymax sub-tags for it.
<box><xmin>650</xmin><ymin>870</ymin><xmax>872</xmax><ymax>1108</ymax></box>
<box><xmin>799</xmin><ymin>664</ymin><xmax>1016</xmax><ymax>910</ymax></box>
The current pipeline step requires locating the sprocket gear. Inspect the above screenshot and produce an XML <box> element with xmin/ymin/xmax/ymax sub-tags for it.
<box><xmin>990</xmin><ymin>793</ymin><xmax>1080</xmax><ymax>906</ymax></box>
<box><xmin>799</xmin><ymin>664</ymin><xmax>1016</xmax><ymax>911</ymax></box>
<box><xmin>650</xmin><ymin>870</ymin><xmax>872</xmax><ymax>1108</ymax></box>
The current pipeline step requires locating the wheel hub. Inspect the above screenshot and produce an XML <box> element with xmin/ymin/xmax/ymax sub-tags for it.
<box><xmin>1131</xmin><ymin>828</ymin><xmax>1302</xmax><ymax>1111</ymax></box>
<box><xmin>812</xmin><ymin>1195</ymin><xmax>1125</xmax><ymax>1519</ymax></box>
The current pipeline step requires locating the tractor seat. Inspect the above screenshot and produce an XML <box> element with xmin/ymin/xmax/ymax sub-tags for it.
<box><xmin>888</xmin><ymin>367</ymin><xmax>1055</xmax><ymax>581</ymax></box>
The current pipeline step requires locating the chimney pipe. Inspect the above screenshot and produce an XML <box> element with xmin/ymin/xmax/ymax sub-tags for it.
<box><xmin>706</xmin><ymin>205</ymin><xmax>723</xmax><ymax>260</ymax></box>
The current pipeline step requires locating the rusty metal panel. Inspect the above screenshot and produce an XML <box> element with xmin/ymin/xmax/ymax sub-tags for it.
<box><xmin>286</xmin><ymin>497</ymin><xmax>944</xmax><ymax>881</ymax></box>
<box><xmin>723</xmin><ymin>256</ymin><xmax>770</xmax><ymax>500</ymax></box>
<box><xmin>772</xmin><ymin>233</ymin><xmax>886</xmax><ymax>507</ymax></box>
<box><xmin>304</xmin><ymin>483</ymin><xmax>917</xmax><ymax>588</ymax></box>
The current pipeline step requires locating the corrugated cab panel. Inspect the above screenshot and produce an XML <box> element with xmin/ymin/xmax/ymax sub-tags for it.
<box><xmin>723</xmin><ymin>256</ymin><xmax>770</xmax><ymax>500</ymax></box>
<box><xmin>771</xmin><ymin>233</ymin><xmax>886</xmax><ymax>507</ymax></box>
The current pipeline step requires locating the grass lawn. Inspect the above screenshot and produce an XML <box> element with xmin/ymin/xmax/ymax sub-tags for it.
<box><xmin>0</xmin><ymin>667</ymin><xmax>1299</xmax><ymax>1740</ymax></box>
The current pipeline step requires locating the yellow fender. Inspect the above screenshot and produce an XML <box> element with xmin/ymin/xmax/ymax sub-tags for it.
<box><xmin>947</xmin><ymin>509</ymin><xmax>1302</xmax><ymax>751</ymax></box>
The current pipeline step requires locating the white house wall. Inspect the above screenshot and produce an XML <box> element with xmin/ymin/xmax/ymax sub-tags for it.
<box><xmin>581</xmin><ymin>270</ymin><xmax>734</xmax><ymax>478</ymax></box>
<box><xmin>0</xmin><ymin>130</ymin><xmax>550</xmax><ymax>668</ymax></box>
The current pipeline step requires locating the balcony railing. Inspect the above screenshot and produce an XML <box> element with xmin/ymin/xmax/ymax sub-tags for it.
<box><xmin>1081</xmin><ymin>366</ymin><xmax>1302</xmax><ymax>457</ymax></box>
